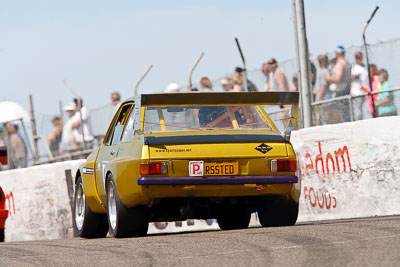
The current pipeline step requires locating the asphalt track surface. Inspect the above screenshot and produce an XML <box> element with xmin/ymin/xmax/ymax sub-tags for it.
<box><xmin>1</xmin><ymin>216</ymin><xmax>400</xmax><ymax>267</ymax></box>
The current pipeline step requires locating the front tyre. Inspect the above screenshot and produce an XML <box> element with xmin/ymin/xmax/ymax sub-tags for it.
<box><xmin>257</xmin><ymin>198</ymin><xmax>298</xmax><ymax>227</ymax></box>
<box><xmin>73</xmin><ymin>175</ymin><xmax>109</xmax><ymax>238</ymax></box>
<box><xmin>106</xmin><ymin>174</ymin><xmax>148</xmax><ymax>238</ymax></box>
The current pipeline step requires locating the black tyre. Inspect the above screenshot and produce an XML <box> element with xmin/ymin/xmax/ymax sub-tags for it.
<box><xmin>73</xmin><ymin>176</ymin><xmax>109</xmax><ymax>238</ymax></box>
<box><xmin>217</xmin><ymin>206</ymin><xmax>251</xmax><ymax>230</ymax></box>
<box><xmin>0</xmin><ymin>228</ymin><xmax>4</xmax><ymax>242</ymax></box>
<box><xmin>257</xmin><ymin>198</ymin><xmax>298</xmax><ymax>227</ymax></box>
<box><xmin>106</xmin><ymin>174</ymin><xmax>148</xmax><ymax>238</ymax></box>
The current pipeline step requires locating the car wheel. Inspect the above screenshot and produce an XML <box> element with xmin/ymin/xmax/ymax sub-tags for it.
<box><xmin>73</xmin><ymin>175</ymin><xmax>109</xmax><ymax>238</ymax></box>
<box><xmin>106</xmin><ymin>174</ymin><xmax>148</xmax><ymax>238</ymax></box>
<box><xmin>217</xmin><ymin>206</ymin><xmax>251</xmax><ymax>230</ymax></box>
<box><xmin>257</xmin><ymin>198</ymin><xmax>298</xmax><ymax>227</ymax></box>
<box><xmin>0</xmin><ymin>229</ymin><xmax>4</xmax><ymax>242</ymax></box>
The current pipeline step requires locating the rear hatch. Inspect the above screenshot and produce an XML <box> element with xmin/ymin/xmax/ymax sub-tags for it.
<box><xmin>143</xmin><ymin>130</ymin><xmax>288</xmax><ymax>177</ymax></box>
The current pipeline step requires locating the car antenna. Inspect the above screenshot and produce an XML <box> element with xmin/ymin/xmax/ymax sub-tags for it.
<box><xmin>134</xmin><ymin>64</ymin><xmax>153</xmax><ymax>97</ymax></box>
<box><xmin>188</xmin><ymin>52</ymin><xmax>204</xmax><ymax>91</ymax></box>
<box><xmin>234</xmin><ymin>37</ymin><xmax>248</xmax><ymax>92</ymax></box>
<box><xmin>63</xmin><ymin>79</ymin><xmax>87</xmax><ymax>150</ymax></box>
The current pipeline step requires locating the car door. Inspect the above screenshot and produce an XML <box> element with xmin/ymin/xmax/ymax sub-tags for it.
<box><xmin>95</xmin><ymin>103</ymin><xmax>133</xmax><ymax>204</ymax></box>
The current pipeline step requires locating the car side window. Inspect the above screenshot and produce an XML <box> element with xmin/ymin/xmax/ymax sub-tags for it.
<box><xmin>105</xmin><ymin>104</ymin><xmax>132</xmax><ymax>146</ymax></box>
<box><xmin>120</xmin><ymin>105</ymin><xmax>136</xmax><ymax>143</ymax></box>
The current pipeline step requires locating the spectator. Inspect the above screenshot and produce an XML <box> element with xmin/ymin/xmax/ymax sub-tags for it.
<box><xmin>365</xmin><ymin>64</ymin><xmax>381</xmax><ymax>117</ymax></box>
<box><xmin>290</xmin><ymin>73</ymin><xmax>299</xmax><ymax>92</ymax></box>
<box><xmin>235</xmin><ymin>67</ymin><xmax>258</xmax><ymax>92</ymax></box>
<box><xmin>72</xmin><ymin>98</ymin><xmax>94</xmax><ymax>150</ymax></box>
<box><xmin>376</xmin><ymin>69</ymin><xmax>397</xmax><ymax>117</ymax></box>
<box><xmin>199</xmin><ymin>77</ymin><xmax>213</xmax><ymax>91</ymax></box>
<box><xmin>326</xmin><ymin>45</ymin><xmax>352</xmax><ymax>122</ymax></box>
<box><xmin>220</xmin><ymin>78</ymin><xmax>233</xmax><ymax>92</ymax></box>
<box><xmin>310</xmin><ymin>60</ymin><xmax>317</xmax><ymax>92</ymax></box>
<box><xmin>262</xmin><ymin>64</ymin><xmax>271</xmax><ymax>91</ymax></box>
<box><xmin>313</xmin><ymin>55</ymin><xmax>330</xmax><ymax>125</ymax></box>
<box><xmin>165</xmin><ymin>83</ymin><xmax>181</xmax><ymax>93</ymax></box>
<box><xmin>313</xmin><ymin>55</ymin><xmax>329</xmax><ymax>102</ymax></box>
<box><xmin>59</xmin><ymin>103</ymin><xmax>77</xmax><ymax>154</ymax></box>
<box><xmin>264</xmin><ymin>58</ymin><xmax>289</xmax><ymax>92</ymax></box>
<box><xmin>47</xmin><ymin>116</ymin><xmax>63</xmax><ymax>157</ymax></box>
<box><xmin>350</xmin><ymin>52</ymin><xmax>369</xmax><ymax>120</ymax></box>
<box><xmin>0</xmin><ymin>127</ymin><xmax>4</xmax><ymax>146</ymax></box>
<box><xmin>111</xmin><ymin>91</ymin><xmax>121</xmax><ymax>111</ymax></box>
<box><xmin>326</xmin><ymin>45</ymin><xmax>351</xmax><ymax>97</ymax></box>
<box><xmin>231</xmin><ymin>72</ymin><xmax>244</xmax><ymax>92</ymax></box>
<box><xmin>6</xmin><ymin>124</ymin><xmax>27</xmax><ymax>169</ymax></box>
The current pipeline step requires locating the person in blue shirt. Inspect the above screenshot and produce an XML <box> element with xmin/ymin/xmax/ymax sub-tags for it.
<box><xmin>376</xmin><ymin>69</ymin><xmax>397</xmax><ymax>117</ymax></box>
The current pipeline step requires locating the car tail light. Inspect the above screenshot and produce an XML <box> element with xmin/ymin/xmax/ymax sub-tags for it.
<box><xmin>270</xmin><ymin>159</ymin><xmax>297</xmax><ymax>172</ymax></box>
<box><xmin>140</xmin><ymin>162</ymin><xmax>168</xmax><ymax>175</ymax></box>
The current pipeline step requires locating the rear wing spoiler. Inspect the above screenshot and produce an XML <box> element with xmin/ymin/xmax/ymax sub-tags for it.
<box><xmin>139</xmin><ymin>92</ymin><xmax>299</xmax><ymax>106</ymax></box>
<box><xmin>133</xmin><ymin>91</ymin><xmax>299</xmax><ymax>136</ymax></box>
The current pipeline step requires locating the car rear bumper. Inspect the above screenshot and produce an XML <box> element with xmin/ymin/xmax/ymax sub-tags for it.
<box><xmin>138</xmin><ymin>175</ymin><xmax>298</xmax><ymax>186</ymax></box>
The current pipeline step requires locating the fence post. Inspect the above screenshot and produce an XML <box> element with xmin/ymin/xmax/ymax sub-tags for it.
<box><xmin>349</xmin><ymin>96</ymin><xmax>355</xmax><ymax>122</ymax></box>
<box><xmin>293</xmin><ymin>0</ymin><xmax>312</xmax><ymax>127</ymax></box>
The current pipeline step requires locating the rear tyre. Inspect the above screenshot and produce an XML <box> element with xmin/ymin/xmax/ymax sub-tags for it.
<box><xmin>106</xmin><ymin>174</ymin><xmax>148</xmax><ymax>238</ymax></box>
<box><xmin>217</xmin><ymin>206</ymin><xmax>251</xmax><ymax>230</ymax></box>
<box><xmin>73</xmin><ymin>175</ymin><xmax>109</xmax><ymax>238</ymax></box>
<box><xmin>257</xmin><ymin>198</ymin><xmax>298</xmax><ymax>227</ymax></box>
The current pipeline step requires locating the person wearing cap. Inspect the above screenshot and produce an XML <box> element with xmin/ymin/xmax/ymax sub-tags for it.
<box><xmin>325</xmin><ymin>45</ymin><xmax>352</xmax><ymax>122</ymax></box>
<box><xmin>235</xmin><ymin>67</ymin><xmax>258</xmax><ymax>92</ymax></box>
<box><xmin>264</xmin><ymin>58</ymin><xmax>289</xmax><ymax>92</ymax></box>
<box><xmin>220</xmin><ymin>78</ymin><xmax>233</xmax><ymax>92</ymax></box>
<box><xmin>350</xmin><ymin>51</ymin><xmax>369</xmax><ymax>120</ymax></box>
<box><xmin>165</xmin><ymin>83</ymin><xmax>181</xmax><ymax>93</ymax></box>
<box><xmin>59</xmin><ymin>103</ymin><xmax>78</xmax><ymax>154</ymax></box>
<box><xmin>325</xmin><ymin>45</ymin><xmax>351</xmax><ymax>97</ymax></box>
<box><xmin>71</xmin><ymin>98</ymin><xmax>94</xmax><ymax>150</ymax></box>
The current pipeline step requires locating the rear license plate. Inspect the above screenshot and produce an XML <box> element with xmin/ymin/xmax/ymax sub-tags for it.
<box><xmin>189</xmin><ymin>161</ymin><xmax>239</xmax><ymax>176</ymax></box>
<box><xmin>204</xmin><ymin>161</ymin><xmax>239</xmax><ymax>175</ymax></box>
<box><xmin>205</xmin><ymin>161</ymin><xmax>238</xmax><ymax>176</ymax></box>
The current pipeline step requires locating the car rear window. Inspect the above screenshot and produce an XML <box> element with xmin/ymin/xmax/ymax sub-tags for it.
<box><xmin>143</xmin><ymin>105</ymin><xmax>272</xmax><ymax>133</ymax></box>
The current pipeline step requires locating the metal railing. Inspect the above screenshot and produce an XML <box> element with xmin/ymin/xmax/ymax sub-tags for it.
<box><xmin>265</xmin><ymin>87</ymin><xmax>400</xmax><ymax>130</ymax></box>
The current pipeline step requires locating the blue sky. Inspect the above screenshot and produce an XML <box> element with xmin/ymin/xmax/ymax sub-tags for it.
<box><xmin>1</xmin><ymin>0</ymin><xmax>399</xmax><ymax>117</ymax></box>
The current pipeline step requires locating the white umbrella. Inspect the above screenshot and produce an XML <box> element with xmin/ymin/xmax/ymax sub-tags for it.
<box><xmin>0</xmin><ymin>101</ymin><xmax>30</xmax><ymax>124</ymax></box>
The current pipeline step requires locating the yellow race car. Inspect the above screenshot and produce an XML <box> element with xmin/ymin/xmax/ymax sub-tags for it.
<box><xmin>73</xmin><ymin>92</ymin><xmax>300</xmax><ymax>238</ymax></box>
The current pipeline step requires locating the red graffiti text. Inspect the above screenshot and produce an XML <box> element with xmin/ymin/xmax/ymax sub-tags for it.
<box><xmin>297</xmin><ymin>141</ymin><xmax>352</xmax><ymax>180</ymax></box>
<box><xmin>303</xmin><ymin>186</ymin><xmax>337</xmax><ymax>210</ymax></box>
<box><xmin>5</xmin><ymin>192</ymin><xmax>15</xmax><ymax>215</ymax></box>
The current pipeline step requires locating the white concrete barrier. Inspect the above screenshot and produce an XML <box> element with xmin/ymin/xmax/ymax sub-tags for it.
<box><xmin>293</xmin><ymin>116</ymin><xmax>400</xmax><ymax>222</ymax></box>
<box><xmin>1</xmin><ymin>116</ymin><xmax>400</xmax><ymax>241</ymax></box>
<box><xmin>1</xmin><ymin>160</ymin><xmax>84</xmax><ymax>242</ymax></box>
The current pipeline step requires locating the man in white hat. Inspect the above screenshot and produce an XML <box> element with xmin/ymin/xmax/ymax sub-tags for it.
<box><xmin>165</xmin><ymin>83</ymin><xmax>181</xmax><ymax>93</ymax></box>
<box><xmin>59</xmin><ymin>103</ymin><xmax>77</xmax><ymax>154</ymax></box>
